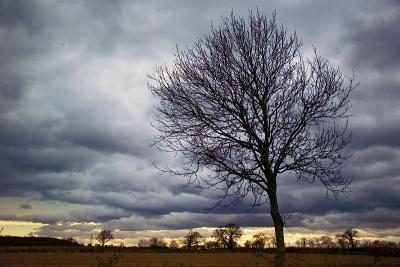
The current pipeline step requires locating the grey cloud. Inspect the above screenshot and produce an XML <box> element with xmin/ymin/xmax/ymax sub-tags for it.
<box><xmin>279</xmin><ymin>178</ymin><xmax>400</xmax><ymax>217</ymax></box>
<box><xmin>58</xmin><ymin>114</ymin><xmax>153</xmax><ymax>157</ymax></box>
<box><xmin>69</xmin><ymin>207</ymin><xmax>131</xmax><ymax>223</ymax></box>
<box><xmin>31</xmin><ymin>221</ymin><xmax>100</xmax><ymax>240</ymax></box>
<box><xmin>0</xmin><ymin>0</ymin><xmax>45</xmax><ymax>34</ymax></box>
<box><xmin>0</xmin><ymin>171</ymin><xmax>82</xmax><ymax>197</ymax></box>
<box><xmin>341</xmin><ymin>1</ymin><xmax>400</xmax><ymax>72</ymax></box>
<box><xmin>39</xmin><ymin>188</ymin><xmax>212</xmax><ymax>217</ymax></box>
<box><xmin>106</xmin><ymin>212</ymin><xmax>272</xmax><ymax>231</ymax></box>
<box><xmin>338</xmin><ymin>1</ymin><xmax>400</xmax><ymax>153</ymax></box>
<box><xmin>345</xmin><ymin>146</ymin><xmax>400</xmax><ymax>179</ymax></box>
<box><xmin>0</xmin><ymin>146</ymin><xmax>100</xmax><ymax>174</ymax></box>
<box><xmin>19</xmin><ymin>203</ymin><xmax>32</xmax><ymax>209</ymax></box>
<box><xmin>0</xmin><ymin>72</ymin><xmax>26</xmax><ymax>106</ymax></box>
<box><xmin>350</xmin><ymin>122</ymin><xmax>400</xmax><ymax>150</ymax></box>
<box><xmin>296</xmin><ymin>208</ymin><xmax>400</xmax><ymax>230</ymax></box>
<box><xmin>0</xmin><ymin>213</ymin><xmax>72</xmax><ymax>225</ymax></box>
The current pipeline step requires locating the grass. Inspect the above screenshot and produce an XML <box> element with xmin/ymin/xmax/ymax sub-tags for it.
<box><xmin>0</xmin><ymin>251</ymin><xmax>400</xmax><ymax>266</ymax></box>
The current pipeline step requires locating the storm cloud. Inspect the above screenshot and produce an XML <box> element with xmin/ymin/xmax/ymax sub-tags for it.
<box><xmin>0</xmin><ymin>0</ymin><xmax>399</xmax><ymax>241</ymax></box>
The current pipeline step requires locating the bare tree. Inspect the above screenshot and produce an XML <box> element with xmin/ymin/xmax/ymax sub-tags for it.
<box><xmin>335</xmin><ymin>234</ymin><xmax>348</xmax><ymax>249</ymax></box>
<box><xmin>212</xmin><ymin>224</ymin><xmax>243</xmax><ymax>250</ymax></box>
<box><xmin>169</xmin><ymin>239</ymin><xmax>180</xmax><ymax>249</ymax></box>
<box><xmin>244</xmin><ymin>240</ymin><xmax>252</xmax><ymax>248</ymax></box>
<box><xmin>138</xmin><ymin>239</ymin><xmax>150</xmax><ymax>248</ymax></box>
<box><xmin>149</xmin><ymin>237</ymin><xmax>159</xmax><ymax>247</ymax></box>
<box><xmin>306</xmin><ymin>238</ymin><xmax>316</xmax><ymax>248</ymax></box>
<box><xmin>320</xmin><ymin>235</ymin><xmax>334</xmax><ymax>248</ymax></box>
<box><xmin>205</xmin><ymin>240</ymin><xmax>220</xmax><ymax>249</ymax></box>
<box><xmin>64</xmin><ymin>237</ymin><xmax>79</xmax><ymax>245</ymax></box>
<box><xmin>149</xmin><ymin>237</ymin><xmax>167</xmax><ymax>248</ymax></box>
<box><xmin>96</xmin><ymin>229</ymin><xmax>114</xmax><ymax>247</ymax></box>
<box><xmin>295</xmin><ymin>237</ymin><xmax>307</xmax><ymax>248</ymax></box>
<box><xmin>363</xmin><ymin>240</ymin><xmax>398</xmax><ymax>249</ymax></box>
<box><xmin>183</xmin><ymin>230</ymin><xmax>203</xmax><ymax>250</ymax></box>
<box><xmin>252</xmin><ymin>233</ymin><xmax>271</xmax><ymax>250</ymax></box>
<box><xmin>341</xmin><ymin>228</ymin><xmax>358</xmax><ymax>249</ymax></box>
<box><xmin>149</xmin><ymin>10</ymin><xmax>355</xmax><ymax>265</ymax></box>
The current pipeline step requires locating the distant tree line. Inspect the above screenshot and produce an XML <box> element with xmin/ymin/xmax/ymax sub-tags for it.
<box><xmin>294</xmin><ymin>229</ymin><xmax>359</xmax><ymax>249</ymax></box>
<box><xmin>293</xmin><ymin>229</ymin><xmax>399</xmax><ymax>250</ymax></box>
<box><xmin>137</xmin><ymin>237</ymin><xmax>168</xmax><ymax>248</ymax></box>
<box><xmin>1</xmin><ymin>226</ymin><xmax>399</xmax><ymax>252</ymax></box>
<box><xmin>136</xmin><ymin>226</ymin><xmax>400</xmax><ymax>251</ymax></box>
<box><xmin>244</xmin><ymin>233</ymin><xmax>277</xmax><ymax>250</ymax></box>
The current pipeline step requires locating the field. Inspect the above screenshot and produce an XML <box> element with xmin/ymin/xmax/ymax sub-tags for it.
<box><xmin>1</xmin><ymin>252</ymin><xmax>400</xmax><ymax>267</ymax></box>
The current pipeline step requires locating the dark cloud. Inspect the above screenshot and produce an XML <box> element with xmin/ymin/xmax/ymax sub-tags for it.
<box><xmin>19</xmin><ymin>203</ymin><xmax>32</xmax><ymax>209</ymax></box>
<box><xmin>295</xmin><ymin>208</ymin><xmax>400</xmax><ymax>231</ymax></box>
<box><xmin>0</xmin><ymin>0</ymin><xmax>45</xmax><ymax>34</ymax></box>
<box><xmin>0</xmin><ymin>0</ymin><xmax>398</xmax><ymax>239</ymax></box>
<box><xmin>342</xmin><ymin>1</ymin><xmax>400</xmax><ymax>72</ymax></box>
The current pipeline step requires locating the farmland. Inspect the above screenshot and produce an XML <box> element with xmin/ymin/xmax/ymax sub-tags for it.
<box><xmin>1</xmin><ymin>251</ymin><xmax>399</xmax><ymax>267</ymax></box>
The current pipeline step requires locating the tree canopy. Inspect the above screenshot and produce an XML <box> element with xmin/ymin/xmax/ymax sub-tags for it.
<box><xmin>96</xmin><ymin>229</ymin><xmax>114</xmax><ymax>247</ymax></box>
<box><xmin>150</xmin><ymin>10</ymin><xmax>355</xmax><ymax>265</ymax></box>
<box><xmin>212</xmin><ymin>224</ymin><xmax>243</xmax><ymax>250</ymax></box>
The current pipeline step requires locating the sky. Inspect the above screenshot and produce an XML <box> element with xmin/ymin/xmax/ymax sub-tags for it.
<box><xmin>0</xmin><ymin>0</ymin><xmax>399</xmax><ymax>246</ymax></box>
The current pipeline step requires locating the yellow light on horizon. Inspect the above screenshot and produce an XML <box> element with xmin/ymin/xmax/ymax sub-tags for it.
<box><xmin>0</xmin><ymin>220</ymin><xmax>47</xmax><ymax>236</ymax></box>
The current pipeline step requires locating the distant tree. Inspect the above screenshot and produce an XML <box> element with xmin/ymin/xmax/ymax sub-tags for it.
<box><xmin>205</xmin><ymin>240</ymin><xmax>220</xmax><ymax>249</ymax></box>
<box><xmin>252</xmin><ymin>234</ymin><xmax>265</xmax><ymax>250</ymax></box>
<box><xmin>267</xmin><ymin>236</ymin><xmax>277</xmax><ymax>248</ymax></box>
<box><xmin>138</xmin><ymin>239</ymin><xmax>150</xmax><ymax>248</ymax></box>
<box><xmin>384</xmin><ymin>241</ymin><xmax>397</xmax><ymax>248</ymax></box>
<box><xmin>373</xmin><ymin>240</ymin><xmax>384</xmax><ymax>248</ymax></box>
<box><xmin>252</xmin><ymin>233</ymin><xmax>271</xmax><ymax>250</ymax></box>
<box><xmin>367</xmin><ymin>240</ymin><xmax>397</xmax><ymax>248</ymax></box>
<box><xmin>89</xmin><ymin>233</ymin><xmax>93</xmax><ymax>247</ymax></box>
<box><xmin>341</xmin><ymin>229</ymin><xmax>358</xmax><ymax>249</ymax></box>
<box><xmin>183</xmin><ymin>230</ymin><xmax>203</xmax><ymax>250</ymax></box>
<box><xmin>212</xmin><ymin>224</ymin><xmax>243</xmax><ymax>250</ymax></box>
<box><xmin>149</xmin><ymin>10</ymin><xmax>356</xmax><ymax>266</ymax></box>
<box><xmin>243</xmin><ymin>240</ymin><xmax>252</xmax><ymax>249</ymax></box>
<box><xmin>96</xmin><ymin>229</ymin><xmax>114</xmax><ymax>247</ymax></box>
<box><xmin>149</xmin><ymin>237</ymin><xmax>158</xmax><ymax>247</ymax></box>
<box><xmin>149</xmin><ymin>237</ymin><xmax>167</xmax><ymax>248</ymax></box>
<box><xmin>64</xmin><ymin>237</ymin><xmax>79</xmax><ymax>245</ymax></box>
<box><xmin>295</xmin><ymin>237</ymin><xmax>307</xmax><ymax>248</ymax></box>
<box><xmin>313</xmin><ymin>238</ymin><xmax>322</xmax><ymax>248</ymax></box>
<box><xmin>306</xmin><ymin>238</ymin><xmax>316</xmax><ymax>248</ymax></box>
<box><xmin>159</xmin><ymin>240</ymin><xmax>167</xmax><ymax>248</ymax></box>
<box><xmin>335</xmin><ymin>234</ymin><xmax>349</xmax><ymax>249</ymax></box>
<box><xmin>169</xmin><ymin>239</ymin><xmax>180</xmax><ymax>249</ymax></box>
<box><xmin>320</xmin><ymin>235</ymin><xmax>334</xmax><ymax>248</ymax></box>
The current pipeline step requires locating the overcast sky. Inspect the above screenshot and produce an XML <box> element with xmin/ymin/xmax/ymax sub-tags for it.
<box><xmin>0</xmin><ymin>0</ymin><xmax>399</xmax><ymax>245</ymax></box>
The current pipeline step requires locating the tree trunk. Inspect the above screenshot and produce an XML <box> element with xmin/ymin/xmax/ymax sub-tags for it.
<box><xmin>350</xmin><ymin>238</ymin><xmax>355</xmax><ymax>249</ymax></box>
<box><xmin>268</xmin><ymin>179</ymin><xmax>285</xmax><ymax>267</ymax></box>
